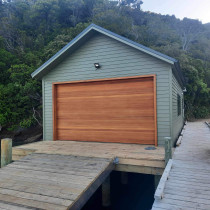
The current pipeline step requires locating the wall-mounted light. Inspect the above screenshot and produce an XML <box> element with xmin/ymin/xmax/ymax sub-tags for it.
<box><xmin>94</xmin><ymin>63</ymin><xmax>101</xmax><ymax>69</ymax></box>
<box><xmin>183</xmin><ymin>87</ymin><xmax>187</xmax><ymax>93</ymax></box>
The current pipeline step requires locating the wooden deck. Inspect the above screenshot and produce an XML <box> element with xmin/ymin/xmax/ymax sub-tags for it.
<box><xmin>13</xmin><ymin>141</ymin><xmax>165</xmax><ymax>175</ymax></box>
<box><xmin>0</xmin><ymin>140</ymin><xmax>165</xmax><ymax>209</ymax></box>
<box><xmin>0</xmin><ymin>153</ymin><xmax>114</xmax><ymax>209</ymax></box>
<box><xmin>152</xmin><ymin>120</ymin><xmax>210</xmax><ymax>210</ymax></box>
<box><xmin>0</xmin><ymin>141</ymin><xmax>165</xmax><ymax>210</ymax></box>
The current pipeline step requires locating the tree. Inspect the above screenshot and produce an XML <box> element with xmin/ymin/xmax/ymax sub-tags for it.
<box><xmin>42</xmin><ymin>23</ymin><xmax>89</xmax><ymax>60</ymax></box>
<box><xmin>119</xmin><ymin>0</ymin><xmax>143</xmax><ymax>10</ymax></box>
<box><xmin>93</xmin><ymin>7</ymin><xmax>133</xmax><ymax>37</ymax></box>
<box><xmin>179</xmin><ymin>54</ymin><xmax>210</xmax><ymax>118</ymax></box>
<box><xmin>176</xmin><ymin>18</ymin><xmax>204</xmax><ymax>51</ymax></box>
<box><xmin>0</xmin><ymin>48</ymin><xmax>17</xmax><ymax>84</ymax></box>
<box><xmin>0</xmin><ymin>64</ymin><xmax>41</xmax><ymax>129</ymax></box>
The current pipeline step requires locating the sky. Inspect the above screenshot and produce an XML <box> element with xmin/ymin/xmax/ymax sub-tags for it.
<box><xmin>141</xmin><ymin>0</ymin><xmax>210</xmax><ymax>24</ymax></box>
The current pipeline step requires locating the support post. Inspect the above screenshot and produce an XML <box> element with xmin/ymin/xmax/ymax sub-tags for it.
<box><xmin>154</xmin><ymin>175</ymin><xmax>161</xmax><ymax>190</ymax></box>
<box><xmin>102</xmin><ymin>176</ymin><xmax>111</xmax><ymax>207</ymax></box>
<box><xmin>164</xmin><ymin>137</ymin><xmax>172</xmax><ymax>166</ymax></box>
<box><xmin>121</xmin><ymin>172</ymin><xmax>128</xmax><ymax>185</ymax></box>
<box><xmin>1</xmin><ymin>138</ymin><xmax>12</xmax><ymax>168</ymax></box>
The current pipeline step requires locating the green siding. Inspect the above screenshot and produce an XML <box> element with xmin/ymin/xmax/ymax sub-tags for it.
<box><xmin>42</xmin><ymin>33</ymin><xmax>172</xmax><ymax>145</ymax></box>
<box><xmin>171</xmin><ymin>73</ymin><xmax>184</xmax><ymax>145</ymax></box>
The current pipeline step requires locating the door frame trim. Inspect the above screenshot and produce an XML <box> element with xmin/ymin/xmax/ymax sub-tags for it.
<box><xmin>52</xmin><ymin>74</ymin><xmax>157</xmax><ymax>146</ymax></box>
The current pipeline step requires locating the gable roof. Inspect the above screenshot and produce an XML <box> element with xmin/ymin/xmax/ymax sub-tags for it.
<box><xmin>31</xmin><ymin>23</ymin><xmax>185</xmax><ymax>87</ymax></box>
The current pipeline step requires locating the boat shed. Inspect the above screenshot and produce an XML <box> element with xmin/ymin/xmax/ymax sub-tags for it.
<box><xmin>31</xmin><ymin>23</ymin><xmax>185</xmax><ymax>146</ymax></box>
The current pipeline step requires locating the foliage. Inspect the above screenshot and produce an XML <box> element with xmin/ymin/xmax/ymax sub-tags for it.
<box><xmin>179</xmin><ymin>55</ymin><xmax>210</xmax><ymax>119</ymax></box>
<box><xmin>0</xmin><ymin>64</ymin><xmax>41</xmax><ymax>129</ymax></box>
<box><xmin>0</xmin><ymin>0</ymin><xmax>209</xmax><ymax>130</ymax></box>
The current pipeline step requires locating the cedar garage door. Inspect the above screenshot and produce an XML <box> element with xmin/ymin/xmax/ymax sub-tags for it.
<box><xmin>53</xmin><ymin>76</ymin><xmax>157</xmax><ymax>145</ymax></box>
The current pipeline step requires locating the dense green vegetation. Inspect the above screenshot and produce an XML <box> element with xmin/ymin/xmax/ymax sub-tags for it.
<box><xmin>0</xmin><ymin>0</ymin><xmax>209</xmax><ymax>130</ymax></box>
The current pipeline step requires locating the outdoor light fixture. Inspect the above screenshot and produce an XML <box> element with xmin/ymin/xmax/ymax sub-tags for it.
<box><xmin>94</xmin><ymin>63</ymin><xmax>101</xmax><ymax>69</ymax></box>
<box><xmin>183</xmin><ymin>87</ymin><xmax>187</xmax><ymax>93</ymax></box>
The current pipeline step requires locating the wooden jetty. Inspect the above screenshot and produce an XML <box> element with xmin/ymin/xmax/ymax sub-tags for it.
<box><xmin>0</xmin><ymin>141</ymin><xmax>165</xmax><ymax>209</ymax></box>
<box><xmin>13</xmin><ymin>141</ymin><xmax>165</xmax><ymax>175</ymax></box>
<box><xmin>0</xmin><ymin>154</ymin><xmax>114</xmax><ymax>210</ymax></box>
<box><xmin>153</xmin><ymin>120</ymin><xmax>210</xmax><ymax>210</ymax></box>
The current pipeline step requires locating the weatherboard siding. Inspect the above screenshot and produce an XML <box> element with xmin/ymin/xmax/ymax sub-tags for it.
<box><xmin>172</xmin><ymin>73</ymin><xmax>184</xmax><ymax>145</ymax></box>
<box><xmin>43</xmin><ymin>33</ymin><xmax>172</xmax><ymax>145</ymax></box>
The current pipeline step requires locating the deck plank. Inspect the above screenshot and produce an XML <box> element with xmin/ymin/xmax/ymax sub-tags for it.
<box><xmin>0</xmin><ymin>201</ymin><xmax>37</xmax><ymax>210</ymax></box>
<box><xmin>0</xmin><ymin>194</ymin><xmax>66</xmax><ymax>210</ymax></box>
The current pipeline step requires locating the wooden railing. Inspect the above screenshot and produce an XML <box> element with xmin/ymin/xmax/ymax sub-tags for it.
<box><xmin>154</xmin><ymin>159</ymin><xmax>173</xmax><ymax>200</ymax></box>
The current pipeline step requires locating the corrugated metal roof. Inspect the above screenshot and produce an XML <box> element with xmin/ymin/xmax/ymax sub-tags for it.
<box><xmin>31</xmin><ymin>23</ymin><xmax>184</xmax><ymax>86</ymax></box>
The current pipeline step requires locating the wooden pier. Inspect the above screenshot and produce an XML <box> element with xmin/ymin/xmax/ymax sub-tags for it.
<box><xmin>0</xmin><ymin>153</ymin><xmax>114</xmax><ymax>209</ymax></box>
<box><xmin>0</xmin><ymin>141</ymin><xmax>165</xmax><ymax>209</ymax></box>
<box><xmin>153</xmin><ymin>120</ymin><xmax>210</xmax><ymax>209</ymax></box>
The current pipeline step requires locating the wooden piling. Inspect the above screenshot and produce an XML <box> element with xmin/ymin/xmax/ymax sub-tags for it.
<box><xmin>1</xmin><ymin>138</ymin><xmax>12</xmax><ymax>167</ymax></box>
<box><xmin>164</xmin><ymin>137</ymin><xmax>172</xmax><ymax>166</ymax></box>
<box><xmin>154</xmin><ymin>175</ymin><xmax>161</xmax><ymax>190</ymax></box>
<box><xmin>102</xmin><ymin>176</ymin><xmax>111</xmax><ymax>207</ymax></box>
<box><xmin>121</xmin><ymin>172</ymin><xmax>128</xmax><ymax>185</ymax></box>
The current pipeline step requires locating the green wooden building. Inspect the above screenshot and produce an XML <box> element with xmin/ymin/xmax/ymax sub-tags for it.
<box><xmin>31</xmin><ymin>24</ymin><xmax>185</xmax><ymax>146</ymax></box>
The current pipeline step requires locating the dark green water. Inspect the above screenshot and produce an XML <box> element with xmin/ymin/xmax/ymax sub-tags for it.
<box><xmin>82</xmin><ymin>171</ymin><xmax>155</xmax><ymax>210</ymax></box>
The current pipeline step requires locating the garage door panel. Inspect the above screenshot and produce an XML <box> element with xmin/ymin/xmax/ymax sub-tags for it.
<box><xmin>57</xmin><ymin>118</ymin><xmax>155</xmax><ymax>130</ymax></box>
<box><xmin>57</xmin><ymin>127</ymin><xmax>155</xmax><ymax>132</ymax></box>
<box><xmin>56</xmin><ymin>78</ymin><xmax>154</xmax><ymax>98</ymax></box>
<box><xmin>54</xmin><ymin>76</ymin><xmax>157</xmax><ymax>145</ymax></box>
<box><xmin>57</xmin><ymin>110</ymin><xmax>154</xmax><ymax>118</ymax></box>
<box><xmin>57</xmin><ymin>129</ymin><xmax>155</xmax><ymax>144</ymax></box>
<box><xmin>56</xmin><ymin>95</ymin><xmax>154</xmax><ymax>111</ymax></box>
<box><xmin>57</xmin><ymin>103</ymin><xmax>153</xmax><ymax>113</ymax></box>
<box><xmin>56</xmin><ymin>110</ymin><xmax>154</xmax><ymax>120</ymax></box>
<box><xmin>56</xmin><ymin>93</ymin><xmax>154</xmax><ymax>102</ymax></box>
